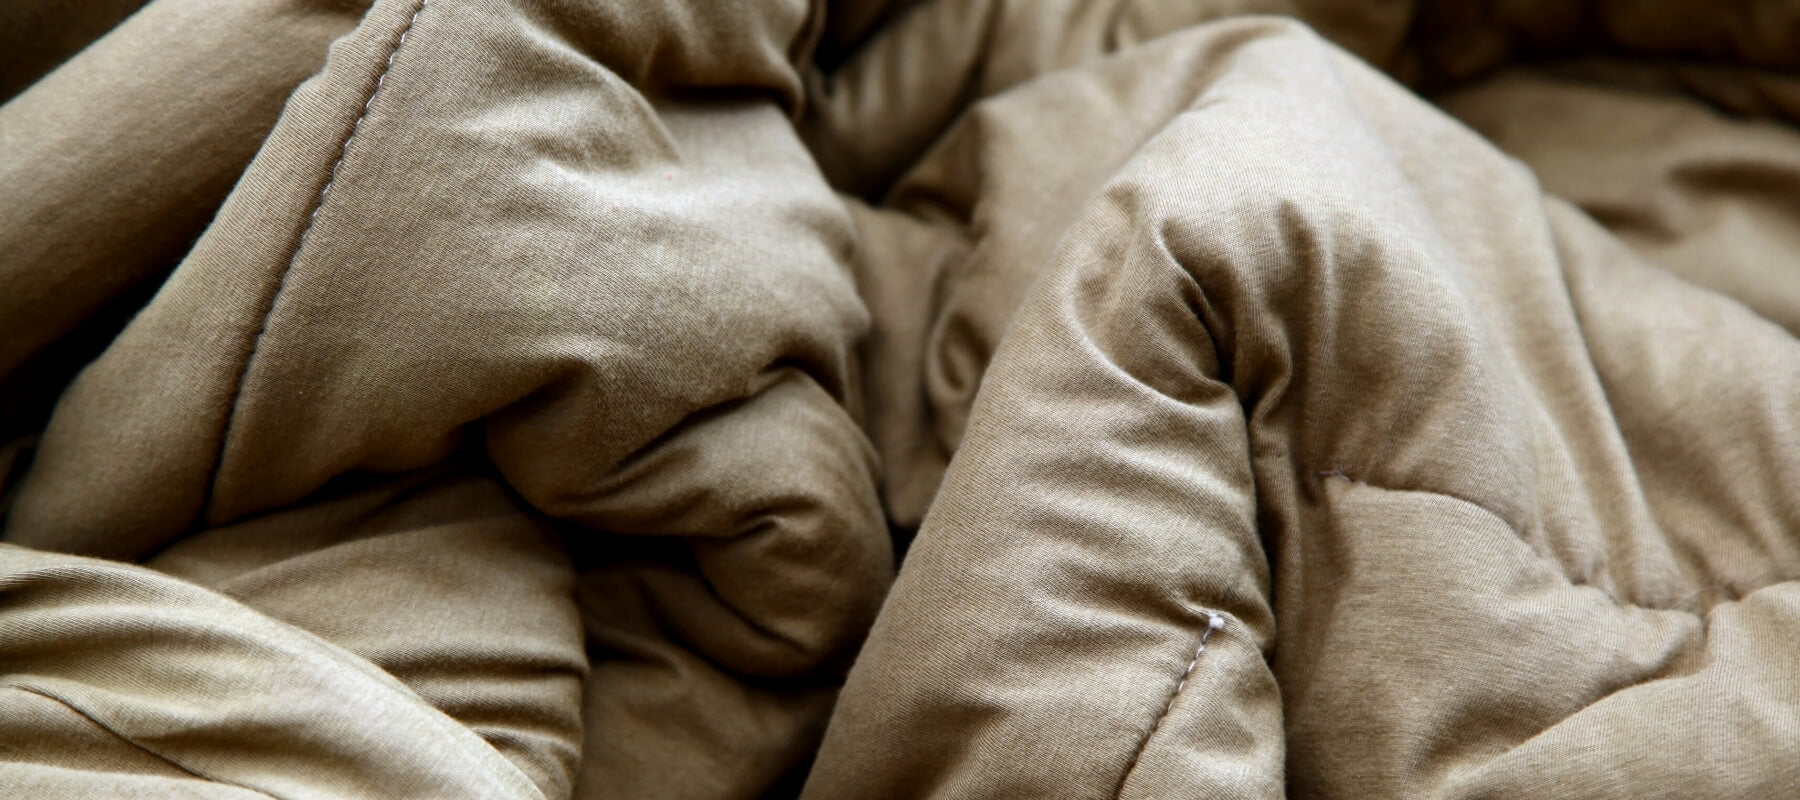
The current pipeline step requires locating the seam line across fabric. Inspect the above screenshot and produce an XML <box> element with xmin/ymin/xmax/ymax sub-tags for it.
<box><xmin>203</xmin><ymin>0</ymin><xmax>431</xmax><ymax>517</ymax></box>
<box><xmin>1114</xmin><ymin>611</ymin><xmax>1228</xmax><ymax>798</ymax></box>
<box><xmin>7</xmin><ymin>683</ymin><xmax>287</xmax><ymax>799</ymax></box>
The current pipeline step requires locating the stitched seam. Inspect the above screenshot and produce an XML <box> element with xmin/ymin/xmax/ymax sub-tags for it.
<box><xmin>1114</xmin><ymin>612</ymin><xmax>1227</xmax><ymax>798</ymax></box>
<box><xmin>203</xmin><ymin>0</ymin><xmax>431</xmax><ymax>516</ymax></box>
<box><xmin>1316</xmin><ymin>470</ymin><xmax>1717</xmax><ymax>622</ymax></box>
<box><xmin>7</xmin><ymin>683</ymin><xmax>286</xmax><ymax>799</ymax></box>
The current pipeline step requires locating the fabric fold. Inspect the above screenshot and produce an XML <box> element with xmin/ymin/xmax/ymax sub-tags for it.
<box><xmin>806</xmin><ymin>16</ymin><xmax>1800</xmax><ymax>799</ymax></box>
<box><xmin>4</xmin><ymin>1</ymin><xmax>1800</xmax><ymax>798</ymax></box>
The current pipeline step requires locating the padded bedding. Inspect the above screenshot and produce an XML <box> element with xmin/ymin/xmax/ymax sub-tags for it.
<box><xmin>2</xmin><ymin>1</ymin><xmax>1798</xmax><ymax>797</ymax></box>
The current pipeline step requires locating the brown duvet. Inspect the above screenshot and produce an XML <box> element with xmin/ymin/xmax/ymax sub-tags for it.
<box><xmin>2</xmin><ymin>1</ymin><xmax>1798</xmax><ymax>797</ymax></box>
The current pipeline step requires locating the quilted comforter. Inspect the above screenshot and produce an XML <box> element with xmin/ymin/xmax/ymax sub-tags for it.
<box><xmin>3</xmin><ymin>0</ymin><xmax>1799</xmax><ymax>797</ymax></box>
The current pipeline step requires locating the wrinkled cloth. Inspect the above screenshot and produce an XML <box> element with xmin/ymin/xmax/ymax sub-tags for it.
<box><xmin>4</xmin><ymin>0</ymin><xmax>888</xmax><ymax>796</ymax></box>
<box><xmin>3</xmin><ymin>0</ymin><xmax>1799</xmax><ymax>798</ymax></box>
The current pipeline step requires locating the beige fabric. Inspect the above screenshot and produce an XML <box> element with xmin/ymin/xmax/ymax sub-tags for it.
<box><xmin>816</xmin><ymin>0</ymin><xmax>1418</xmax><ymax>527</ymax></box>
<box><xmin>0</xmin><ymin>0</ymin><xmax>149</xmax><ymax>101</ymax></box>
<box><xmin>4</xmin><ymin>0</ymin><xmax>886</xmax><ymax>796</ymax></box>
<box><xmin>0</xmin><ymin>541</ymin><xmax>546</xmax><ymax>798</ymax></box>
<box><xmin>0</xmin><ymin>0</ymin><xmax>367</xmax><ymax>389</ymax></box>
<box><xmin>3</xmin><ymin>0</ymin><xmax>1800</xmax><ymax>798</ymax></box>
<box><xmin>806</xmin><ymin>9</ymin><xmax>1800</xmax><ymax>799</ymax></box>
<box><xmin>1439</xmin><ymin>68</ymin><xmax>1800</xmax><ymax>334</ymax></box>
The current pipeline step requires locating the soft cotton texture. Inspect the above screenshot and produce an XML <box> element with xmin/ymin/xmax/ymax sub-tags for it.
<box><xmin>3</xmin><ymin>1</ymin><xmax>1798</xmax><ymax>797</ymax></box>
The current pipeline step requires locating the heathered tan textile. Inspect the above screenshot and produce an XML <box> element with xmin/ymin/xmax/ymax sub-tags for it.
<box><xmin>0</xmin><ymin>0</ymin><xmax>149</xmax><ymax>102</ymax></box>
<box><xmin>3</xmin><ymin>1</ymin><xmax>1799</xmax><ymax>798</ymax></box>
<box><xmin>807</xmin><ymin>16</ymin><xmax>1800</xmax><ymax>797</ymax></box>
<box><xmin>4</xmin><ymin>0</ymin><xmax>887</xmax><ymax>796</ymax></box>
<box><xmin>0</xmin><ymin>0</ymin><xmax>369</xmax><ymax>441</ymax></box>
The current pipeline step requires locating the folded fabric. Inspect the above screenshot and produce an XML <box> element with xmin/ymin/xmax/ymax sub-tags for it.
<box><xmin>5</xmin><ymin>0</ymin><xmax>888</xmax><ymax>796</ymax></box>
<box><xmin>807</xmin><ymin>18</ymin><xmax>1800</xmax><ymax>798</ymax></box>
<box><xmin>3</xmin><ymin>1</ymin><xmax>1798</xmax><ymax>797</ymax></box>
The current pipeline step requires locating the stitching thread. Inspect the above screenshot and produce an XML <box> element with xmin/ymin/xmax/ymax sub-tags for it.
<box><xmin>203</xmin><ymin>0</ymin><xmax>430</xmax><ymax>514</ymax></box>
<box><xmin>1115</xmin><ymin>612</ymin><xmax>1227</xmax><ymax>797</ymax></box>
<box><xmin>10</xmin><ymin>683</ymin><xmax>285</xmax><ymax>799</ymax></box>
<box><xmin>313</xmin><ymin>0</ymin><xmax>430</xmax><ymax>218</ymax></box>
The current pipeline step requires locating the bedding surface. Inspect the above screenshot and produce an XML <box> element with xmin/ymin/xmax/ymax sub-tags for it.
<box><xmin>2</xmin><ymin>1</ymin><xmax>1798</xmax><ymax>797</ymax></box>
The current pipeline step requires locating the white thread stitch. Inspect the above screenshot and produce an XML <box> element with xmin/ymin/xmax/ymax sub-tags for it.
<box><xmin>310</xmin><ymin>0</ymin><xmax>429</xmax><ymax>216</ymax></box>
<box><xmin>1158</xmin><ymin>613</ymin><xmax>1226</xmax><ymax>719</ymax></box>
<box><xmin>1115</xmin><ymin>612</ymin><xmax>1228</xmax><ymax>797</ymax></box>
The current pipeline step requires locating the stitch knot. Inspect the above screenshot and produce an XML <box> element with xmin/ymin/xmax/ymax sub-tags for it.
<box><xmin>1115</xmin><ymin>612</ymin><xmax>1228</xmax><ymax>796</ymax></box>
